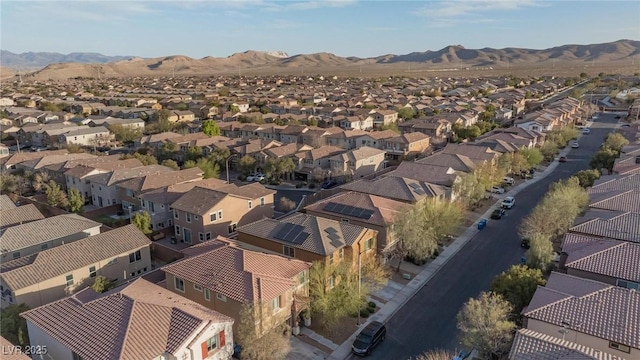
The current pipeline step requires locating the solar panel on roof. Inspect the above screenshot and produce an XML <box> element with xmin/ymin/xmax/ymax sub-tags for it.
<box><xmin>323</xmin><ymin>202</ymin><xmax>374</xmax><ymax>220</ymax></box>
<box><xmin>408</xmin><ymin>183</ymin><xmax>420</xmax><ymax>190</ymax></box>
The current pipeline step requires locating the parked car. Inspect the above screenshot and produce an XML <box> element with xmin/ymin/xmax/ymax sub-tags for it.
<box><xmin>503</xmin><ymin>177</ymin><xmax>515</xmax><ymax>186</ymax></box>
<box><xmin>501</xmin><ymin>196</ymin><xmax>516</xmax><ymax>209</ymax></box>
<box><xmin>352</xmin><ymin>321</ymin><xmax>386</xmax><ymax>356</ymax></box>
<box><xmin>490</xmin><ymin>186</ymin><xmax>505</xmax><ymax>194</ymax></box>
<box><xmin>559</xmin><ymin>156</ymin><xmax>567</xmax><ymax>163</ymax></box>
<box><xmin>571</xmin><ymin>141</ymin><xmax>580</xmax><ymax>148</ymax></box>
<box><xmin>321</xmin><ymin>179</ymin><xmax>338</xmax><ymax>189</ymax></box>
<box><xmin>582</xmin><ymin>127</ymin><xmax>590</xmax><ymax>134</ymax></box>
<box><xmin>247</xmin><ymin>173</ymin><xmax>265</xmax><ymax>182</ymax></box>
<box><xmin>490</xmin><ymin>208</ymin><xmax>506</xmax><ymax>219</ymax></box>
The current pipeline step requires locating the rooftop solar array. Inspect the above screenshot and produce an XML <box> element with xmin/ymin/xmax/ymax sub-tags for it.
<box><xmin>273</xmin><ymin>223</ymin><xmax>308</xmax><ymax>244</ymax></box>
<box><xmin>409</xmin><ymin>182</ymin><xmax>426</xmax><ymax>195</ymax></box>
<box><xmin>323</xmin><ymin>202</ymin><xmax>374</xmax><ymax>220</ymax></box>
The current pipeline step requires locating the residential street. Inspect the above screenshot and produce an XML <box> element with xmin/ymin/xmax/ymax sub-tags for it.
<box><xmin>366</xmin><ymin>113</ymin><xmax>620</xmax><ymax>360</ymax></box>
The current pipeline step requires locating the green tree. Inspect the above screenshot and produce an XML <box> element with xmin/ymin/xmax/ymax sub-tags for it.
<box><xmin>202</xmin><ymin>120</ymin><xmax>221</xmax><ymax>136</ymax></box>
<box><xmin>184</xmin><ymin>158</ymin><xmax>220</xmax><ymax>179</ymax></box>
<box><xmin>1</xmin><ymin>304</ymin><xmax>30</xmax><ymax>347</ymax></box>
<box><xmin>525</xmin><ymin>234</ymin><xmax>556</xmax><ymax>272</ymax></box>
<box><xmin>237</xmin><ymin>155</ymin><xmax>257</xmax><ymax>176</ymax></box>
<box><xmin>415</xmin><ymin>349</ymin><xmax>459</xmax><ymax>360</ymax></box>
<box><xmin>391</xmin><ymin>198</ymin><xmax>464</xmax><ymax>268</ymax></box>
<box><xmin>603</xmin><ymin>132</ymin><xmax>629</xmax><ymax>153</ymax></box>
<box><xmin>490</xmin><ymin>265</ymin><xmax>546</xmax><ymax>314</ymax></box>
<box><xmin>91</xmin><ymin>275</ymin><xmax>115</xmax><ymax>293</ymax></box>
<box><xmin>31</xmin><ymin>171</ymin><xmax>50</xmax><ymax>193</ymax></box>
<box><xmin>397</xmin><ymin>107</ymin><xmax>416</xmax><ymax>120</ymax></box>
<box><xmin>161</xmin><ymin>159</ymin><xmax>179</xmax><ymax>170</ymax></box>
<box><xmin>518</xmin><ymin>148</ymin><xmax>543</xmax><ymax>169</ymax></box>
<box><xmin>209</xmin><ymin>147</ymin><xmax>231</xmax><ymax>169</ymax></box>
<box><xmin>452</xmin><ymin>172</ymin><xmax>485</xmax><ymax>209</ymax></box>
<box><xmin>135</xmin><ymin>152</ymin><xmax>158</xmax><ymax>165</ymax></box>
<box><xmin>45</xmin><ymin>180</ymin><xmax>68</xmax><ymax>208</ymax></box>
<box><xmin>229</xmin><ymin>104</ymin><xmax>241</xmax><ymax>113</ymax></box>
<box><xmin>0</xmin><ymin>174</ymin><xmax>18</xmax><ymax>194</ymax></box>
<box><xmin>110</xmin><ymin>124</ymin><xmax>142</xmax><ymax>144</ymax></box>
<box><xmin>65</xmin><ymin>143</ymin><xmax>85</xmax><ymax>153</ymax></box>
<box><xmin>539</xmin><ymin>141</ymin><xmax>558</xmax><ymax>162</ymax></box>
<box><xmin>457</xmin><ymin>292</ymin><xmax>515</xmax><ymax>360</ymax></box>
<box><xmin>236</xmin><ymin>303</ymin><xmax>291</xmax><ymax>360</ymax></box>
<box><xmin>155</xmin><ymin>109</ymin><xmax>174</xmax><ymax>132</ymax></box>
<box><xmin>508</xmin><ymin>152</ymin><xmax>530</xmax><ymax>175</ymax></box>
<box><xmin>68</xmin><ymin>188</ymin><xmax>85</xmax><ymax>214</ymax></box>
<box><xmin>131</xmin><ymin>211</ymin><xmax>152</xmax><ymax>234</ymax></box>
<box><xmin>186</xmin><ymin>146</ymin><xmax>203</xmax><ymax>161</ymax></box>
<box><xmin>265</xmin><ymin>157</ymin><xmax>296</xmax><ymax>183</ymax></box>
<box><xmin>381</xmin><ymin>122</ymin><xmax>400</xmax><ymax>134</ymax></box>
<box><xmin>574</xmin><ymin>169</ymin><xmax>601</xmax><ymax>188</ymax></box>
<box><xmin>307</xmin><ymin>118</ymin><xmax>319</xmax><ymax>127</ymax></box>
<box><xmin>590</xmin><ymin>148</ymin><xmax>617</xmax><ymax>174</ymax></box>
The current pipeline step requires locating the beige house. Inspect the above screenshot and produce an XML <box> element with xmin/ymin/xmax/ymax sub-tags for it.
<box><xmin>372</xmin><ymin>110</ymin><xmax>399</xmax><ymax>128</ymax></box>
<box><xmin>58</xmin><ymin>126</ymin><xmax>113</xmax><ymax>147</ymax></box>
<box><xmin>384</xmin><ymin>132</ymin><xmax>431</xmax><ymax>161</ymax></box>
<box><xmin>0</xmin><ymin>204</ymin><xmax>44</xmax><ymax>230</ymax></box>
<box><xmin>170</xmin><ymin>183</ymin><xmax>275</xmax><ymax>243</ymax></box>
<box><xmin>0</xmin><ymin>225</ymin><xmax>152</xmax><ymax>309</ymax></box>
<box><xmin>0</xmin><ymin>214</ymin><xmax>101</xmax><ymax>261</ymax></box>
<box><xmin>64</xmin><ymin>158</ymin><xmax>144</xmax><ymax>202</ymax></box>
<box><xmin>524</xmin><ymin>272</ymin><xmax>639</xmax><ymax>359</ymax></box>
<box><xmin>509</xmin><ymin>329</ymin><xmax>623</xmax><ymax>360</ymax></box>
<box><xmin>162</xmin><ymin>237</ymin><xmax>312</xmax><ymax>336</ymax></box>
<box><xmin>329</xmin><ymin>146</ymin><xmax>387</xmax><ymax>179</ymax></box>
<box><xmin>22</xmin><ymin>278</ymin><xmax>234</xmax><ymax>360</ymax></box>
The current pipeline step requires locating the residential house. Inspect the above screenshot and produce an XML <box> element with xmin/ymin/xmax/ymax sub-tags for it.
<box><xmin>237</xmin><ymin>212</ymin><xmax>378</xmax><ymax>267</ymax></box>
<box><xmin>415</xmin><ymin>152</ymin><xmax>477</xmax><ymax>173</ymax></box>
<box><xmin>170</xmin><ymin>183</ymin><xmax>275</xmax><ymax>244</ymax></box>
<box><xmin>440</xmin><ymin>143</ymin><xmax>500</xmax><ymax>165</ymax></box>
<box><xmin>384</xmin><ymin>132</ymin><xmax>431</xmax><ymax>161</ymax></box>
<box><xmin>568</xmin><ymin>210</ymin><xmax>640</xmax><ymax>243</ymax></box>
<box><xmin>523</xmin><ymin>272</ymin><xmax>639</xmax><ymax>359</ymax></box>
<box><xmin>356</xmin><ymin>130</ymin><xmax>398</xmax><ymax>150</ymax></box>
<box><xmin>301</xmin><ymin>127</ymin><xmax>342</xmax><ymax>149</ymax></box>
<box><xmin>326</xmin><ymin>130</ymin><xmax>368</xmax><ymax>150</ymax></box>
<box><xmin>64</xmin><ymin>158</ymin><xmax>144</xmax><ymax>203</ymax></box>
<box><xmin>86</xmin><ymin>165</ymin><xmax>175</xmax><ymax>208</ymax></box>
<box><xmin>509</xmin><ymin>328</ymin><xmax>622</xmax><ymax>360</ymax></box>
<box><xmin>0</xmin><ymin>204</ymin><xmax>44</xmax><ymax>231</ymax></box>
<box><xmin>329</xmin><ymin>146</ymin><xmax>387</xmax><ymax>179</ymax></box>
<box><xmin>588</xmin><ymin>174</ymin><xmax>640</xmax><ymax>195</ymax></box>
<box><xmin>89</xmin><ymin>117</ymin><xmax>145</xmax><ymax>130</ymax></box>
<box><xmin>231</xmin><ymin>102</ymin><xmax>250</xmax><ymax>113</ymax></box>
<box><xmin>116</xmin><ymin>167</ymin><xmax>204</xmax><ymax>212</ymax></box>
<box><xmin>387</xmin><ymin>162</ymin><xmax>460</xmax><ymax>189</ymax></box>
<box><xmin>0</xmin><ymin>194</ymin><xmax>15</xmax><ymax>210</ymax></box>
<box><xmin>263</xmin><ymin>143</ymin><xmax>314</xmax><ymax>161</ymax></box>
<box><xmin>232</xmin><ymin>139</ymin><xmax>282</xmax><ymax>167</ymax></box>
<box><xmin>1</xmin><ymin>149</ymin><xmax>68</xmax><ymax>170</ymax></box>
<box><xmin>398</xmin><ymin>118</ymin><xmax>451</xmax><ymax>142</ymax></box>
<box><xmin>162</xmin><ymin>236</ymin><xmax>311</xmax><ymax>335</ymax></box>
<box><xmin>371</xmin><ymin>110</ymin><xmax>399</xmax><ymax>128</ymax></box>
<box><xmin>173</xmin><ymin>110</ymin><xmax>196</xmax><ymax>122</ymax></box>
<box><xmin>137</xmin><ymin>132</ymin><xmax>183</xmax><ymax>149</ymax></box>
<box><xmin>515</xmin><ymin>113</ymin><xmax>556</xmax><ymax>132</ymax></box>
<box><xmin>0</xmin><ymin>225</ymin><xmax>152</xmax><ymax>309</ymax></box>
<box><xmin>22</xmin><ymin>278</ymin><xmax>234</xmax><ymax>360</ymax></box>
<box><xmin>58</xmin><ymin>126</ymin><xmax>113</xmax><ymax>147</ymax></box>
<box><xmin>304</xmin><ymin>191</ymin><xmax>411</xmax><ymax>254</ymax></box>
<box><xmin>294</xmin><ymin>145</ymin><xmax>345</xmax><ymax>181</ymax></box>
<box><xmin>16</xmin><ymin>153</ymin><xmax>97</xmax><ymax>173</ymax></box>
<box><xmin>339</xmin><ymin>176</ymin><xmax>447</xmax><ymax>204</ymax></box>
<box><xmin>0</xmin><ymin>214</ymin><xmax>101</xmax><ymax>261</ymax></box>
<box><xmin>340</xmin><ymin>116</ymin><xmax>373</xmax><ymax>130</ymax></box>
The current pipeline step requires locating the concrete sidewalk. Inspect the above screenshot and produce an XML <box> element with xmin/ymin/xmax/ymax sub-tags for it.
<box><xmin>326</xmin><ymin>146</ymin><xmax>575</xmax><ymax>360</ymax></box>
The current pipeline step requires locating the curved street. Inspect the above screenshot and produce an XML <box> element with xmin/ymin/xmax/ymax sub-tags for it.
<box><xmin>366</xmin><ymin>113</ymin><xmax>620</xmax><ymax>360</ymax></box>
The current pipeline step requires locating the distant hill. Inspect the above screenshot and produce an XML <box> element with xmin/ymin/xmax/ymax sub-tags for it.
<box><xmin>0</xmin><ymin>51</ymin><xmax>134</xmax><ymax>69</ymax></box>
<box><xmin>10</xmin><ymin>39</ymin><xmax>640</xmax><ymax>80</ymax></box>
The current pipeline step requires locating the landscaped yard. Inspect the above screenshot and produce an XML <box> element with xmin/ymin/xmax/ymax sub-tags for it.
<box><xmin>307</xmin><ymin>307</ymin><xmax>379</xmax><ymax>346</ymax></box>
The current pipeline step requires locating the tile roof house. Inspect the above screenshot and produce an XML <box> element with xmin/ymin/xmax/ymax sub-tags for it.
<box><xmin>237</xmin><ymin>212</ymin><xmax>378</xmax><ymax>266</ymax></box>
<box><xmin>170</xmin><ymin>183</ymin><xmax>275</xmax><ymax>243</ymax></box>
<box><xmin>0</xmin><ymin>194</ymin><xmax>15</xmax><ymax>210</ymax></box>
<box><xmin>0</xmin><ymin>204</ymin><xmax>44</xmax><ymax>231</ymax></box>
<box><xmin>294</xmin><ymin>145</ymin><xmax>346</xmax><ymax>181</ymax></box>
<box><xmin>415</xmin><ymin>152</ymin><xmax>477</xmax><ymax>173</ymax></box>
<box><xmin>523</xmin><ymin>272</ymin><xmax>640</xmax><ymax>359</ymax></box>
<box><xmin>588</xmin><ymin>174</ymin><xmax>640</xmax><ymax>195</ymax></box>
<box><xmin>22</xmin><ymin>278</ymin><xmax>234</xmax><ymax>360</ymax></box>
<box><xmin>0</xmin><ymin>225</ymin><xmax>152</xmax><ymax>309</ymax></box>
<box><xmin>162</xmin><ymin>236</ymin><xmax>311</xmax><ymax>335</ymax></box>
<box><xmin>383</xmin><ymin>132</ymin><xmax>431</xmax><ymax>161</ymax></box>
<box><xmin>329</xmin><ymin>146</ymin><xmax>387</xmax><ymax>180</ymax></box>
<box><xmin>0</xmin><ymin>214</ymin><xmax>101</xmax><ymax>262</ymax></box>
<box><xmin>64</xmin><ymin>158</ymin><xmax>145</xmax><ymax>204</ymax></box>
<box><xmin>509</xmin><ymin>329</ymin><xmax>623</xmax><ymax>360</ymax></box>
<box><xmin>1</xmin><ymin>149</ymin><xmax>69</xmax><ymax>170</ymax></box>
<box><xmin>387</xmin><ymin>162</ymin><xmax>460</xmax><ymax>188</ymax></box>
<box><xmin>568</xmin><ymin>211</ymin><xmax>640</xmax><ymax>243</ymax></box>
<box><xmin>588</xmin><ymin>189</ymin><xmax>640</xmax><ymax>213</ymax></box>
<box><xmin>304</xmin><ymin>191</ymin><xmax>411</xmax><ymax>253</ymax></box>
<box><xmin>559</xmin><ymin>233</ymin><xmax>640</xmax><ymax>290</ymax></box>
<box><xmin>339</xmin><ymin>176</ymin><xmax>447</xmax><ymax>203</ymax></box>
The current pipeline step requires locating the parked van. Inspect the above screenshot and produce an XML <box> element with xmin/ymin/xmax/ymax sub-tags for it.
<box><xmin>351</xmin><ymin>321</ymin><xmax>386</xmax><ymax>356</ymax></box>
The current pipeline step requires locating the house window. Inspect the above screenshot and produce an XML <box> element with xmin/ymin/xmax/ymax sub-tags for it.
<box><xmin>272</xmin><ymin>295</ymin><xmax>282</xmax><ymax>313</ymax></box>
<box><xmin>199</xmin><ymin>232</ymin><xmax>205</xmax><ymax>242</ymax></box>
<box><xmin>364</xmin><ymin>238</ymin><xmax>374</xmax><ymax>251</ymax></box>
<box><xmin>228</xmin><ymin>223</ymin><xmax>237</xmax><ymax>234</ymax></box>
<box><xmin>149</xmin><ymin>202</ymin><xmax>154</xmax><ymax>213</ymax></box>
<box><xmin>609</xmin><ymin>342</ymin><xmax>631</xmax><ymax>353</ymax></box>
<box><xmin>260</xmin><ymin>197</ymin><xmax>265</xmax><ymax>207</ymax></box>
<box><xmin>210</xmin><ymin>212</ymin><xmax>217</xmax><ymax>222</ymax></box>
<box><xmin>174</xmin><ymin>277</ymin><xmax>185</xmax><ymax>292</ymax></box>
<box><xmin>339</xmin><ymin>248</ymin><xmax>344</xmax><ymax>260</ymax></box>
<box><xmin>283</xmin><ymin>246</ymin><xmax>295</xmax><ymax>257</ymax></box>
<box><xmin>205</xmin><ymin>232</ymin><xmax>212</xmax><ymax>241</ymax></box>
<box><xmin>41</xmin><ymin>244</ymin><xmax>48</xmax><ymax>250</ymax></box>
<box><xmin>216</xmin><ymin>293</ymin><xmax>227</xmax><ymax>302</ymax></box>
<box><xmin>206</xmin><ymin>335</ymin><xmax>218</xmax><ymax>352</ymax></box>
<box><xmin>66</xmin><ymin>274</ymin><xmax>74</xmax><ymax>287</ymax></box>
<box><xmin>218</xmin><ymin>210</ymin><xmax>223</xmax><ymax>219</ymax></box>
<box><xmin>341</xmin><ymin>218</ymin><xmax>349</xmax><ymax>224</ymax></box>
<box><xmin>89</xmin><ymin>266</ymin><xmax>97</xmax><ymax>278</ymax></box>
<box><xmin>175</xmin><ymin>225</ymin><xmax>181</xmax><ymax>235</ymax></box>
<box><xmin>204</xmin><ymin>289</ymin><xmax>211</xmax><ymax>301</ymax></box>
<box><xmin>12</xmin><ymin>252</ymin><xmax>20</xmax><ymax>259</ymax></box>
<box><xmin>298</xmin><ymin>271</ymin><xmax>306</xmax><ymax>285</ymax></box>
<box><xmin>129</xmin><ymin>250</ymin><xmax>142</xmax><ymax>263</ymax></box>
<box><xmin>616</xmin><ymin>279</ymin><xmax>640</xmax><ymax>290</ymax></box>
<box><xmin>329</xmin><ymin>254</ymin><xmax>334</xmax><ymax>266</ymax></box>
<box><xmin>194</xmin><ymin>284</ymin><xmax>203</xmax><ymax>292</ymax></box>
<box><xmin>248</xmin><ymin>200</ymin><xmax>252</xmax><ymax>209</ymax></box>
<box><xmin>186</xmin><ymin>213</ymin><xmax>191</xmax><ymax>223</ymax></box>
<box><xmin>328</xmin><ymin>276</ymin><xmax>335</xmax><ymax>289</ymax></box>
<box><xmin>174</xmin><ymin>209</ymin><xmax>179</xmax><ymax>219</ymax></box>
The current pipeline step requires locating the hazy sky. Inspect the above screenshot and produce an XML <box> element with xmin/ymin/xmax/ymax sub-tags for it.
<box><xmin>2</xmin><ymin>0</ymin><xmax>639</xmax><ymax>58</ymax></box>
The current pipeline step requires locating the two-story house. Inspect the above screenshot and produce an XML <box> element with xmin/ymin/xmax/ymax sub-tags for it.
<box><xmin>371</xmin><ymin>110</ymin><xmax>399</xmax><ymax>128</ymax></box>
<box><xmin>340</xmin><ymin>176</ymin><xmax>448</xmax><ymax>204</ymax></box>
<box><xmin>340</xmin><ymin>116</ymin><xmax>374</xmax><ymax>131</ymax></box>
<box><xmin>0</xmin><ymin>214</ymin><xmax>101</xmax><ymax>261</ymax></box>
<box><xmin>0</xmin><ymin>203</ymin><xmax>44</xmax><ymax>231</ymax></box>
<box><xmin>384</xmin><ymin>132</ymin><xmax>431</xmax><ymax>161</ymax></box>
<box><xmin>0</xmin><ymin>225</ymin><xmax>151</xmax><ymax>309</ymax></box>
<box><xmin>22</xmin><ymin>278</ymin><xmax>234</xmax><ymax>360</ymax></box>
<box><xmin>326</xmin><ymin>130</ymin><xmax>368</xmax><ymax>150</ymax></box>
<box><xmin>237</xmin><ymin>213</ymin><xmax>378</xmax><ymax>268</ymax></box>
<box><xmin>294</xmin><ymin>146</ymin><xmax>345</xmax><ymax>181</ymax></box>
<box><xmin>162</xmin><ymin>236</ymin><xmax>311</xmax><ymax>336</ymax></box>
<box><xmin>170</xmin><ymin>183</ymin><xmax>275</xmax><ymax>243</ymax></box>
<box><xmin>58</xmin><ymin>126</ymin><xmax>113</xmax><ymax>148</ymax></box>
<box><xmin>329</xmin><ymin>146</ymin><xmax>387</xmax><ymax>179</ymax></box>
<box><xmin>64</xmin><ymin>158</ymin><xmax>144</xmax><ymax>203</ymax></box>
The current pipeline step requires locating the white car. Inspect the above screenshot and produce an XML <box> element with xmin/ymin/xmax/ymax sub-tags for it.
<box><xmin>501</xmin><ymin>196</ymin><xmax>515</xmax><ymax>209</ymax></box>
<box><xmin>571</xmin><ymin>141</ymin><xmax>580</xmax><ymax>148</ymax></box>
<box><xmin>582</xmin><ymin>128</ymin><xmax>590</xmax><ymax>134</ymax></box>
<box><xmin>490</xmin><ymin>186</ymin><xmax>505</xmax><ymax>194</ymax></box>
<box><xmin>503</xmin><ymin>177</ymin><xmax>515</xmax><ymax>185</ymax></box>
<box><xmin>246</xmin><ymin>173</ymin><xmax>265</xmax><ymax>182</ymax></box>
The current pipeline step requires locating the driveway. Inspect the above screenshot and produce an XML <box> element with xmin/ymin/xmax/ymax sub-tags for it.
<box><xmin>364</xmin><ymin>113</ymin><xmax>620</xmax><ymax>360</ymax></box>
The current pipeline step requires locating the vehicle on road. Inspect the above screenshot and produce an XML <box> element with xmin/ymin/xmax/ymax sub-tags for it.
<box><xmin>490</xmin><ymin>208</ymin><xmax>506</xmax><ymax>219</ymax></box>
<box><xmin>503</xmin><ymin>177</ymin><xmax>515</xmax><ymax>185</ymax></box>
<box><xmin>352</xmin><ymin>321</ymin><xmax>386</xmax><ymax>356</ymax></box>
<box><xmin>321</xmin><ymin>179</ymin><xmax>338</xmax><ymax>189</ymax></box>
<box><xmin>571</xmin><ymin>141</ymin><xmax>580</xmax><ymax>148</ymax></box>
<box><xmin>501</xmin><ymin>196</ymin><xmax>516</xmax><ymax>209</ymax></box>
<box><xmin>246</xmin><ymin>173</ymin><xmax>265</xmax><ymax>182</ymax></box>
<box><xmin>559</xmin><ymin>156</ymin><xmax>567</xmax><ymax>162</ymax></box>
<box><xmin>521</xmin><ymin>238</ymin><xmax>531</xmax><ymax>249</ymax></box>
<box><xmin>582</xmin><ymin>128</ymin><xmax>590</xmax><ymax>134</ymax></box>
<box><xmin>490</xmin><ymin>186</ymin><xmax>505</xmax><ymax>194</ymax></box>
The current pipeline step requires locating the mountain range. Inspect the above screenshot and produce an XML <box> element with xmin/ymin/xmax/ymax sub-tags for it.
<box><xmin>2</xmin><ymin>40</ymin><xmax>638</xmax><ymax>80</ymax></box>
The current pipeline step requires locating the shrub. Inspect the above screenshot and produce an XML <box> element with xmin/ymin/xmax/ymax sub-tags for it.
<box><xmin>367</xmin><ymin>301</ymin><xmax>376</xmax><ymax>309</ymax></box>
<box><xmin>295</xmin><ymin>183</ymin><xmax>304</xmax><ymax>189</ymax></box>
<box><xmin>359</xmin><ymin>309</ymin><xmax>370</xmax><ymax>318</ymax></box>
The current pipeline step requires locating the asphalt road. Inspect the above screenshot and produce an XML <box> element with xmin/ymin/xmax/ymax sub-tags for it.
<box><xmin>366</xmin><ymin>113</ymin><xmax>621</xmax><ymax>360</ymax></box>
